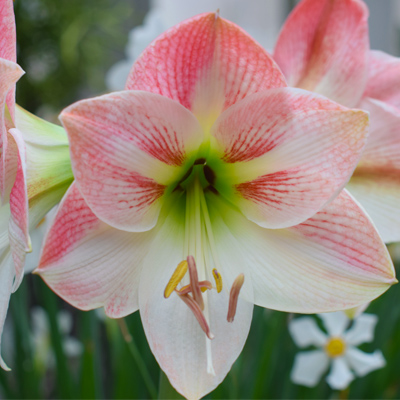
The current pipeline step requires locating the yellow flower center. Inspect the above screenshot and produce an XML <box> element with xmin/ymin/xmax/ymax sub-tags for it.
<box><xmin>325</xmin><ymin>337</ymin><xmax>346</xmax><ymax>358</ymax></box>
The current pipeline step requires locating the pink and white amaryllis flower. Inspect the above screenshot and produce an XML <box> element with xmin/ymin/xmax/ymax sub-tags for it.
<box><xmin>273</xmin><ymin>0</ymin><xmax>400</xmax><ymax>243</ymax></box>
<box><xmin>37</xmin><ymin>14</ymin><xmax>395</xmax><ymax>399</ymax></box>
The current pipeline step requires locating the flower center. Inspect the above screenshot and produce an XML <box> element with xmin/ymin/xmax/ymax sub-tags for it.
<box><xmin>325</xmin><ymin>337</ymin><xmax>346</xmax><ymax>358</ymax></box>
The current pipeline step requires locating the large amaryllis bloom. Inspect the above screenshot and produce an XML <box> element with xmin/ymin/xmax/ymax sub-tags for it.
<box><xmin>273</xmin><ymin>0</ymin><xmax>400</xmax><ymax>243</ymax></box>
<box><xmin>0</xmin><ymin>105</ymin><xmax>73</xmax><ymax>369</ymax></box>
<box><xmin>37</xmin><ymin>14</ymin><xmax>395</xmax><ymax>399</ymax></box>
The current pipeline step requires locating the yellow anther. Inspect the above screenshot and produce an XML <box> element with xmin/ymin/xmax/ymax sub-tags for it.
<box><xmin>164</xmin><ymin>260</ymin><xmax>188</xmax><ymax>298</ymax></box>
<box><xmin>325</xmin><ymin>337</ymin><xmax>346</xmax><ymax>358</ymax></box>
<box><xmin>212</xmin><ymin>269</ymin><xmax>223</xmax><ymax>293</ymax></box>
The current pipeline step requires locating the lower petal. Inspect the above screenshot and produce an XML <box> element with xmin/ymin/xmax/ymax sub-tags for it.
<box><xmin>209</xmin><ymin>190</ymin><xmax>395</xmax><ymax>313</ymax></box>
<box><xmin>139</xmin><ymin>199</ymin><xmax>253</xmax><ymax>400</ymax></box>
<box><xmin>291</xmin><ymin>350</ymin><xmax>329</xmax><ymax>387</ymax></box>
<box><xmin>36</xmin><ymin>183</ymin><xmax>155</xmax><ymax>317</ymax></box>
<box><xmin>326</xmin><ymin>357</ymin><xmax>354</xmax><ymax>390</ymax></box>
<box><xmin>345</xmin><ymin>347</ymin><xmax>385</xmax><ymax>377</ymax></box>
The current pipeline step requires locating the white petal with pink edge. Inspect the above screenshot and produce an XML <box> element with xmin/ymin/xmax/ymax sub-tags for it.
<box><xmin>36</xmin><ymin>183</ymin><xmax>154</xmax><ymax>317</ymax></box>
<box><xmin>139</xmin><ymin>198</ymin><xmax>253</xmax><ymax>400</ymax></box>
<box><xmin>126</xmin><ymin>13</ymin><xmax>286</xmax><ymax>127</ymax></box>
<box><xmin>273</xmin><ymin>0</ymin><xmax>369</xmax><ymax>107</ymax></box>
<box><xmin>60</xmin><ymin>91</ymin><xmax>204</xmax><ymax>233</ymax></box>
<box><xmin>211</xmin><ymin>89</ymin><xmax>369</xmax><ymax>229</ymax></box>
<box><xmin>208</xmin><ymin>190</ymin><xmax>395</xmax><ymax>313</ymax></box>
<box><xmin>363</xmin><ymin>50</ymin><xmax>400</xmax><ymax>109</ymax></box>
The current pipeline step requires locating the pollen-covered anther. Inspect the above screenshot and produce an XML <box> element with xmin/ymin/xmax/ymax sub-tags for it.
<box><xmin>227</xmin><ymin>274</ymin><xmax>245</xmax><ymax>323</ymax></box>
<box><xmin>164</xmin><ymin>260</ymin><xmax>188</xmax><ymax>298</ymax></box>
<box><xmin>187</xmin><ymin>255</ymin><xmax>204</xmax><ymax>310</ymax></box>
<box><xmin>212</xmin><ymin>268</ymin><xmax>223</xmax><ymax>293</ymax></box>
<box><xmin>178</xmin><ymin>293</ymin><xmax>214</xmax><ymax>340</ymax></box>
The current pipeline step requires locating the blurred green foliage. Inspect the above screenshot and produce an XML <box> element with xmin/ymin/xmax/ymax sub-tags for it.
<box><xmin>14</xmin><ymin>0</ymin><xmax>148</xmax><ymax>115</ymax></box>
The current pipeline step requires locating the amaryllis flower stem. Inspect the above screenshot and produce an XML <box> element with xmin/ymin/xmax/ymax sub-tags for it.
<box><xmin>117</xmin><ymin>319</ymin><xmax>158</xmax><ymax>399</ymax></box>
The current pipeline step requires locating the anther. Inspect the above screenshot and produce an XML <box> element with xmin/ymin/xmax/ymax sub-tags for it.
<box><xmin>187</xmin><ymin>255</ymin><xmax>204</xmax><ymax>310</ymax></box>
<box><xmin>212</xmin><ymin>269</ymin><xmax>223</xmax><ymax>293</ymax></box>
<box><xmin>178</xmin><ymin>293</ymin><xmax>214</xmax><ymax>340</ymax></box>
<box><xmin>227</xmin><ymin>274</ymin><xmax>245</xmax><ymax>323</ymax></box>
<box><xmin>164</xmin><ymin>260</ymin><xmax>188</xmax><ymax>298</ymax></box>
<box><xmin>203</xmin><ymin>165</ymin><xmax>216</xmax><ymax>186</ymax></box>
<box><xmin>175</xmin><ymin>281</ymin><xmax>213</xmax><ymax>296</ymax></box>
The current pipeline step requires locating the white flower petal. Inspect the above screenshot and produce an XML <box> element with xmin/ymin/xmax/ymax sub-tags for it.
<box><xmin>345</xmin><ymin>347</ymin><xmax>386</xmax><ymax>377</ymax></box>
<box><xmin>326</xmin><ymin>357</ymin><xmax>354</xmax><ymax>390</ymax></box>
<box><xmin>289</xmin><ymin>317</ymin><xmax>327</xmax><ymax>348</ymax></box>
<box><xmin>344</xmin><ymin>314</ymin><xmax>378</xmax><ymax>346</ymax></box>
<box><xmin>291</xmin><ymin>350</ymin><xmax>329</xmax><ymax>387</ymax></box>
<box><xmin>318</xmin><ymin>312</ymin><xmax>350</xmax><ymax>337</ymax></box>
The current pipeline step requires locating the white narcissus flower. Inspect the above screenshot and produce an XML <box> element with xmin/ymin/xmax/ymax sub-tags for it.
<box><xmin>36</xmin><ymin>13</ymin><xmax>395</xmax><ymax>400</ymax></box>
<box><xmin>273</xmin><ymin>0</ymin><xmax>400</xmax><ymax>243</ymax></box>
<box><xmin>290</xmin><ymin>312</ymin><xmax>386</xmax><ymax>390</ymax></box>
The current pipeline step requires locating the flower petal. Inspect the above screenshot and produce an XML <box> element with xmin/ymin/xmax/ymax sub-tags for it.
<box><xmin>208</xmin><ymin>189</ymin><xmax>395</xmax><ymax>313</ymax></box>
<box><xmin>139</xmin><ymin>200</ymin><xmax>253</xmax><ymax>399</ymax></box>
<box><xmin>211</xmin><ymin>88</ymin><xmax>369</xmax><ymax>229</ymax></box>
<box><xmin>60</xmin><ymin>91</ymin><xmax>204</xmax><ymax>232</ymax></box>
<box><xmin>289</xmin><ymin>317</ymin><xmax>327</xmax><ymax>348</ymax></box>
<box><xmin>0</xmin><ymin>0</ymin><xmax>17</xmax><ymax>117</ymax></box>
<box><xmin>7</xmin><ymin>128</ymin><xmax>29</xmax><ymax>291</ymax></box>
<box><xmin>0</xmin><ymin>58</ymin><xmax>24</xmax><ymax>198</ymax></box>
<box><xmin>0</xmin><ymin>248</ymin><xmax>13</xmax><ymax>370</ymax></box>
<box><xmin>326</xmin><ymin>357</ymin><xmax>354</xmax><ymax>390</ymax></box>
<box><xmin>36</xmin><ymin>183</ymin><xmax>155</xmax><ymax>317</ymax></box>
<box><xmin>344</xmin><ymin>313</ymin><xmax>378</xmax><ymax>346</ymax></box>
<box><xmin>273</xmin><ymin>0</ymin><xmax>369</xmax><ymax>107</ymax></box>
<box><xmin>126</xmin><ymin>13</ymin><xmax>286</xmax><ymax>126</ymax></box>
<box><xmin>363</xmin><ymin>50</ymin><xmax>400</xmax><ymax>109</ymax></box>
<box><xmin>318</xmin><ymin>312</ymin><xmax>349</xmax><ymax>336</ymax></box>
<box><xmin>291</xmin><ymin>350</ymin><xmax>330</xmax><ymax>387</ymax></box>
<box><xmin>345</xmin><ymin>347</ymin><xmax>385</xmax><ymax>377</ymax></box>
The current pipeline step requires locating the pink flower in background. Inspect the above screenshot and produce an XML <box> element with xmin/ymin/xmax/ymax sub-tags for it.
<box><xmin>273</xmin><ymin>0</ymin><xmax>400</xmax><ymax>243</ymax></box>
<box><xmin>36</xmin><ymin>13</ymin><xmax>395</xmax><ymax>399</ymax></box>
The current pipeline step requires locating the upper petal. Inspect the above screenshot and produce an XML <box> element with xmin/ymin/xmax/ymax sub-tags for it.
<box><xmin>363</xmin><ymin>50</ymin><xmax>400</xmax><ymax>109</ymax></box>
<box><xmin>138</xmin><ymin>197</ymin><xmax>253</xmax><ymax>400</ymax></box>
<box><xmin>208</xmin><ymin>189</ymin><xmax>395</xmax><ymax>313</ymax></box>
<box><xmin>36</xmin><ymin>183</ymin><xmax>154</xmax><ymax>317</ymax></box>
<box><xmin>60</xmin><ymin>91</ymin><xmax>204</xmax><ymax>232</ymax></box>
<box><xmin>318</xmin><ymin>312</ymin><xmax>349</xmax><ymax>337</ymax></box>
<box><xmin>289</xmin><ymin>317</ymin><xmax>327</xmax><ymax>348</ymax></box>
<box><xmin>126</xmin><ymin>13</ymin><xmax>286</xmax><ymax>126</ymax></box>
<box><xmin>210</xmin><ymin>88</ymin><xmax>369</xmax><ymax>229</ymax></box>
<box><xmin>273</xmin><ymin>0</ymin><xmax>369</xmax><ymax>107</ymax></box>
<box><xmin>0</xmin><ymin>0</ymin><xmax>17</xmax><ymax>117</ymax></box>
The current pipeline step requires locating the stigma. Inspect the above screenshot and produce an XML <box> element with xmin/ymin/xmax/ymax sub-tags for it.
<box><xmin>325</xmin><ymin>337</ymin><xmax>346</xmax><ymax>358</ymax></box>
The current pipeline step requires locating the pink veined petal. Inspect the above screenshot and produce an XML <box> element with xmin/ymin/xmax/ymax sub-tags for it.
<box><xmin>363</xmin><ymin>50</ymin><xmax>400</xmax><ymax>109</ymax></box>
<box><xmin>36</xmin><ymin>183</ymin><xmax>156</xmax><ymax>317</ymax></box>
<box><xmin>0</xmin><ymin>249</ymin><xmax>14</xmax><ymax>371</ymax></box>
<box><xmin>138</xmin><ymin>199</ymin><xmax>253</xmax><ymax>400</ymax></box>
<box><xmin>60</xmin><ymin>91</ymin><xmax>204</xmax><ymax>232</ymax></box>
<box><xmin>208</xmin><ymin>190</ymin><xmax>395</xmax><ymax>313</ymax></box>
<box><xmin>0</xmin><ymin>59</ymin><xmax>24</xmax><ymax>199</ymax></box>
<box><xmin>126</xmin><ymin>13</ymin><xmax>286</xmax><ymax>125</ymax></box>
<box><xmin>273</xmin><ymin>0</ymin><xmax>369</xmax><ymax>107</ymax></box>
<box><xmin>0</xmin><ymin>0</ymin><xmax>17</xmax><ymax>118</ymax></box>
<box><xmin>7</xmin><ymin>129</ymin><xmax>29</xmax><ymax>291</ymax></box>
<box><xmin>211</xmin><ymin>88</ymin><xmax>369</xmax><ymax>229</ymax></box>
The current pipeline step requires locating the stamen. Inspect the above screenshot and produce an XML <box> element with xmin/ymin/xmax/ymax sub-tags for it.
<box><xmin>227</xmin><ymin>274</ymin><xmax>245</xmax><ymax>323</ymax></box>
<box><xmin>187</xmin><ymin>255</ymin><xmax>204</xmax><ymax>310</ymax></box>
<box><xmin>178</xmin><ymin>293</ymin><xmax>214</xmax><ymax>340</ymax></box>
<box><xmin>175</xmin><ymin>281</ymin><xmax>213</xmax><ymax>295</ymax></box>
<box><xmin>164</xmin><ymin>260</ymin><xmax>188</xmax><ymax>298</ymax></box>
<box><xmin>212</xmin><ymin>269</ymin><xmax>223</xmax><ymax>293</ymax></box>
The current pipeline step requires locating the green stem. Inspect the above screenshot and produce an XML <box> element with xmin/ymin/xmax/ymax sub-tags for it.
<box><xmin>117</xmin><ymin>318</ymin><xmax>157</xmax><ymax>399</ymax></box>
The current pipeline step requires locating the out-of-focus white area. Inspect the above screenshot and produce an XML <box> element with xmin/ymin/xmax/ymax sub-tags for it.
<box><xmin>106</xmin><ymin>0</ymin><xmax>287</xmax><ymax>91</ymax></box>
<box><xmin>106</xmin><ymin>0</ymin><xmax>400</xmax><ymax>91</ymax></box>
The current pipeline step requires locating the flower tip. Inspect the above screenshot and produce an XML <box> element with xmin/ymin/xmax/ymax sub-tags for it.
<box><xmin>31</xmin><ymin>268</ymin><xmax>40</xmax><ymax>275</ymax></box>
<box><xmin>215</xmin><ymin>9</ymin><xmax>220</xmax><ymax>19</ymax></box>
